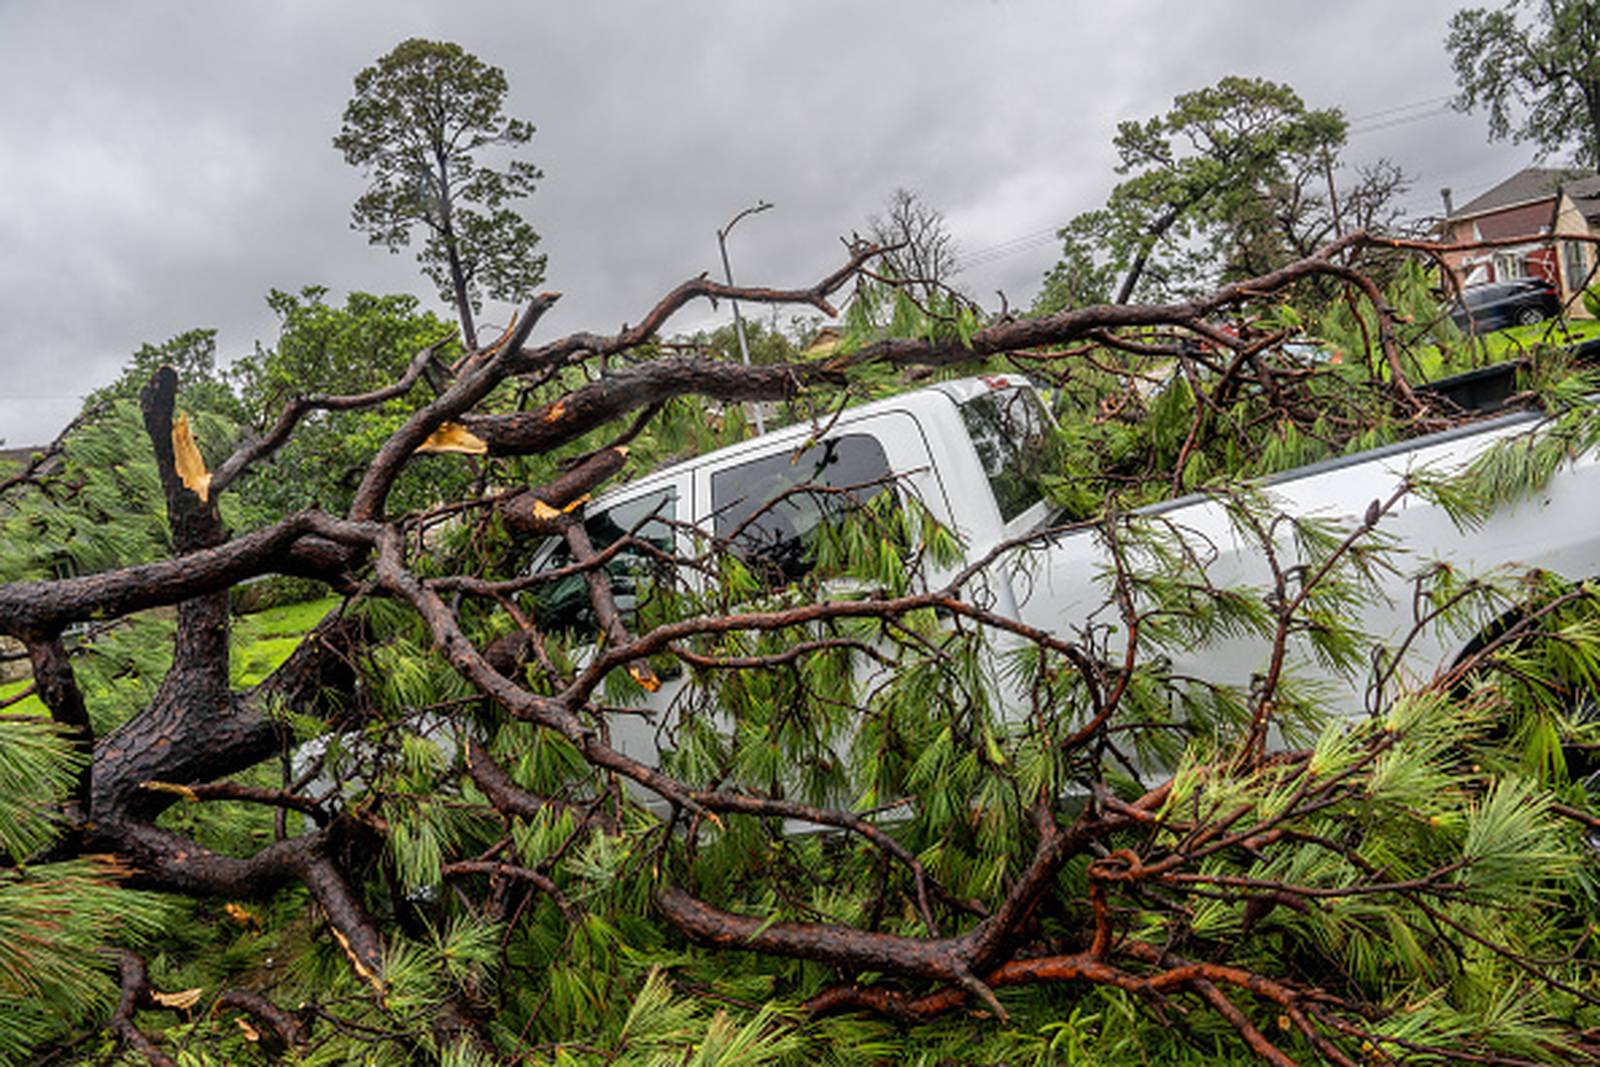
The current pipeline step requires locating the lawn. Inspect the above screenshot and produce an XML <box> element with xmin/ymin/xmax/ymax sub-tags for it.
<box><xmin>1410</xmin><ymin>315</ymin><xmax>1600</xmax><ymax>381</ymax></box>
<box><xmin>0</xmin><ymin>673</ymin><xmax>44</xmax><ymax>716</ymax></box>
<box><xmin>229</xmin><ymin>595</ymin><xmax>343</xmax><ymax>687</ymax></box>
<box><xmin>0</xmin><ymin>596</ymin><xmax>343</xmax><ymax>715</ymax></box>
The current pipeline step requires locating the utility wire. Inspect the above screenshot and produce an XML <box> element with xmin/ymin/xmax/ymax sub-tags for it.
<box><xmin>1348</xmin><ymin>104</ymin><xmax>1455</xmax><ymax>137</ymax></box>
<box><xmin>1345</xmin><ymin>94</ymin><xmax>1454</xmax><ymax>125</ymax></box>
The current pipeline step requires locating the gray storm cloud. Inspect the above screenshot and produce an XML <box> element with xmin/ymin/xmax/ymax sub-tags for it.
<box><xmin>0</xmin><ymin>0</ymin><xmax>1533</xmax><ymax>445</ymax></box>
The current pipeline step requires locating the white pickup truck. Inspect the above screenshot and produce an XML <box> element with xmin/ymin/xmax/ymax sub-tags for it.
<box><xmin>531</xmin><ymin>371</ymin><xmax>1600</xmax><ymax>766</ymax></box>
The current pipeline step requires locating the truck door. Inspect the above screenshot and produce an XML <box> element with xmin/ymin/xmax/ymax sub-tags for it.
<box><xmin>683</xmin><ymin>413</ymin><xmax>941</xmax><ymax>805</ymax></box>
<box><xmin>531</xmin><ymin>470</ymin><xmax>694</xmax><ymax>767</ymax></box>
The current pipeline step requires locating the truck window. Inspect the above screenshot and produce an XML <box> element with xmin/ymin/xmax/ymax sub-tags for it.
<box><xmin>957</xmin><ymin>388</ymin><xmax>1051</xmax><ymax>523</ymax></box>
<box><xmin>537</xmin><ymin>487</ymin><xmax>678</xmax><ymax>633</ymax></box>
<box><xmin>711</xmin><ymin>434</ymin><xmax>893</xmax><ymax>583</ymax></box>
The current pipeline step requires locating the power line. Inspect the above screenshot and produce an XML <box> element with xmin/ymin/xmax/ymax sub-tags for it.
<box><xmin>1345</xmin><ymin>94</ymin><xmax>1454</xmax><ymax>125</ymax></box>
<box><xmin>957</xmin><ymin>228</ymin><xmax>1060</xmax><ymax>268</ymax></box>
<box><xmin>1348</xmin><ymin>104</ymin><xmax>1455</xmax><ymax>137</ymax></box>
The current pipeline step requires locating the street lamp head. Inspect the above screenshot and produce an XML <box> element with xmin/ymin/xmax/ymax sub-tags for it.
<box><xmin>720</xmin><ymin>200</ymin><xmax>774</xmax><ymax>241</ymax></box>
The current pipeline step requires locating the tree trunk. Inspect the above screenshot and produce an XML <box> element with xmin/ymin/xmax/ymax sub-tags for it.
<box><xmin>434</xmin><ymin>150</ymin><xmax>478</xmax><ymax>349</ymax></box>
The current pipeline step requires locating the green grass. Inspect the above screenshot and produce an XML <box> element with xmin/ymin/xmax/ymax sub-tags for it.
<box><xmin>230</xmin><ymin>595</ymin><xmax>341</xmax><ymax>688</ymax></box>
<box><xmin>0</xmin><ymin>675</ymin><xmax>44</xmax><ymax>716</ymax></box>
<box><xmin>1411</xmin><ymin>316</ymin><xmax>1600</xmax><ymax>381</ymax></box>
<box><xmin>234</xmin><ymin>595</ymin><xmax>343</xmax><ymax>637</ymax></box>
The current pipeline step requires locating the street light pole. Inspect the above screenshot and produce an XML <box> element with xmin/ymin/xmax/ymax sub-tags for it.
<box><xmin>717</xmin><ymin>200</ymin><xmax>773</xmax><ymax>434</ymax></box>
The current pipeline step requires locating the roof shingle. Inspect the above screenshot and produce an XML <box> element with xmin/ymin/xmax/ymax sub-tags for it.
<box><xmin>1451</xmin><ymin>167</ymin><xmax>1586</xmax><ymax>219</ymax></box>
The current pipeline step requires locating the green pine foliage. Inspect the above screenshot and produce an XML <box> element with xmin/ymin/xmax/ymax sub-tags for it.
<box><xmin>0</xmin><ymin>715</ymin><xmax>173</xmax><ymax>1066</ymax></box>
<box><xmin>0</xmin><ymin>858</ymin><xmax>171</xmax><ymax>1066</ymax></box>
<box><xmin>0</xmin><ymin>399</ymin><xmax>253</xmax><ymax>583</ymax></box>
<box><xmin>0</xmin><ymin>716</ymin><xmax>83</xmax><ymax>859</ymax></box>
<box><xmin>10</xmin><ymin>257</ymin><xmax>1600</xmax><ymax>1064</ymax></box>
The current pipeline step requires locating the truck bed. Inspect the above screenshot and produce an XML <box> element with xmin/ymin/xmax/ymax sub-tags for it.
<box><xmin>1015</xmin><ymin>386</ymin><xmax>1600</xmax><ymax>722</ymax></box>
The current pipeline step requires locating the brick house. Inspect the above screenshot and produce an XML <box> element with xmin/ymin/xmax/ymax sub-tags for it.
<box><xmin>1440</xmin><ymin>167</ymin><xmax>1600</xmax><ymax>314</ymax></box>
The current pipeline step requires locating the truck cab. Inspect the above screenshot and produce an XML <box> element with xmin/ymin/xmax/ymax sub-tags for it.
<box><xmin>526</xmin><ymin>376</ymin><xmax>1059</xmax><ymax>768</ymax></box>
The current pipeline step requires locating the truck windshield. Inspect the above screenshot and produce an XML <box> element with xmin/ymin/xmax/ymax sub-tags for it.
<box><xmin>957</xmin><ymin>388</ymin><xmax>1052</xmax><ymax>523</ymax></box>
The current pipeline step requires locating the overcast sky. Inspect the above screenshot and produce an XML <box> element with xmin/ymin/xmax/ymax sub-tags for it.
<box><xmin>0</xmin><ymin>1</ymin><xmax>1544</xmax><ymax>445</ymax></box>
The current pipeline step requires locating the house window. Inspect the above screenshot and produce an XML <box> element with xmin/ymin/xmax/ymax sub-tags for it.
<box><xmin>1563</xmin><ymin>241</ymin><xmax>1592</xmax><ymax>293</ymax></box>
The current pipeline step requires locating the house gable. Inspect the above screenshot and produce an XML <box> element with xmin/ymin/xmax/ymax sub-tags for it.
<box><xmin>1440</xmin><ymin>167</ymin><xmax>1600</xmax><ymax>307</ymax></box>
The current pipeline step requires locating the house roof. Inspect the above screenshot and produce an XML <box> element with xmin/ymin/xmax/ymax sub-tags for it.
<box><xmin>1563</xmin><ymin>174</ymin><xmax>1600</xmax><ymax>224</ymax></box>
<box><xmin>1450</xmin><ymin>167</ymin><xmax>1587</xmax><ymax>220</ymax></box>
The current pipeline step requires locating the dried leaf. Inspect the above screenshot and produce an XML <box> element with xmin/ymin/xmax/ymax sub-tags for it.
<box><xmin>235</xmin><ymin>1018</ymin><xmax>261</xmax><ymax>1042</ymax></box>
<box><xmin>544</xmin><ymin>400</ymin><xmax>567</xmax><ymax>423</ymax></box>
<box><xmin>224</xmin><ymin>902</ymin><xmax>262</xmax><ymax>932</ymax></box>
<box><xmin>153</xmin><ymin>986</ymin><xmax>204</xmax><ymax>1010</ymax></box>
<box><xmin>171</xmin><ymin>413</ymin><xmax>211</xmax><ymax>502</ymax></box>
<box><xmin>416</xmin><ymin>422</ymin><xmax>488</xmax><ymax>455</ymax></box>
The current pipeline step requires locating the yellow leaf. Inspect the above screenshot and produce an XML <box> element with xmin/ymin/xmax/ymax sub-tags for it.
<box><xmin>224</xmin><ymin>902</ymin><xmax>262</xmax><ymax>932</ymax></box>
<box><xmin>153</xmin><ymin>986</ymin><xmax>204</xmax><ymax>1010</ymax></box>
<box><xmin>171</xmin><ymin>413</ymin><xmax>211</xmax><ymax>502</ymax></box>
<box><xmin>235</xmin><ymin>1018</ymin><xmax>261</xmax><ymax>1042</ymax></box>
<box><xmin>416</xmin><ymin>422</ymin><xmax>488</xmax><ymax>455</ymax></box>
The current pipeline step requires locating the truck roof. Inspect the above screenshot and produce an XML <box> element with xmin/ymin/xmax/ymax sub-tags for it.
<box><xmin>600</xmin><ymin>374</ymin><xmax>1033</xmax><ymax>500</ymax></box>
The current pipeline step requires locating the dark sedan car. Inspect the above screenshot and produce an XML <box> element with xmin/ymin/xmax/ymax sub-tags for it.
<box><xmin>1448</xmin><ymin>278</ymin><xmax>1562</xmax><ymax>333</ymax></box>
